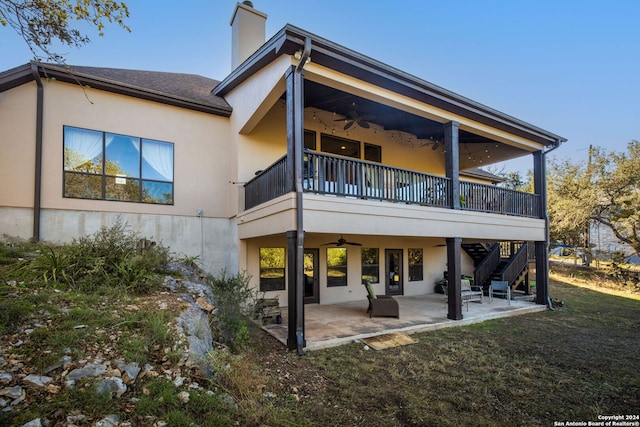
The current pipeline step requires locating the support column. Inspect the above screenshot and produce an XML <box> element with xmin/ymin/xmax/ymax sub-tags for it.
<box><xmin>446</xmin><ymin>237</ymin><xmax>463</xmax><ymax>320</ymax></box>
<box><xmin>444</xmin><ymin>121</ymin><xmax>460</xmax><ymax>209</ymax></box>
<box><xmin>285</xmin><ymin>64</ymin><xmax>306</xmax><ymax>354</ymax></box>
<box><xmin>533</xmin><ymin>150</ymin><xmax>549</xmax><ymax>305</ymax></box>
<box><xmin>286</xmin><ymin>230</ymin><xmax>305</xmax><ymax>350</ymax></box>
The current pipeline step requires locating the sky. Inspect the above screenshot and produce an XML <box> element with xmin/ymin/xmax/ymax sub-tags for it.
<box><xmin>2</xmin><ymin>0</ymin><xmax>639</xmax><ymax>174</ymax></box>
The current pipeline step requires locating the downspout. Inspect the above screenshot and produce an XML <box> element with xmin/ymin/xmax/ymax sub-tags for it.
<box><xmin>294</xmin><ymin>37</ymin><xmax>311</xmax><ymax>355</ymax></box>
<box><xmin>540</xmin><ymin>139</ymin><xmax>563</xmax><ymax>309</ymax></box>
<box><xmin>30</xmin><ymin>64</ymin><xmax>44</xmax><ymax>243</ymax></box>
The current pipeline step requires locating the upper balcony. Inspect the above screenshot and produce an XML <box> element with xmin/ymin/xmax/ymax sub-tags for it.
<box><xmin>244</xmin><ymin>152</ymin><xmax>541</xmax><ymax>218</ymax></box>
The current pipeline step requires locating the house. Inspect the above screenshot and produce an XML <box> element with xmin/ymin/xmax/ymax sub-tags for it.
<box><xmin>0</xmin><ymin>2</ymin><xmax>565</xmax><ymax>353</ymax></box>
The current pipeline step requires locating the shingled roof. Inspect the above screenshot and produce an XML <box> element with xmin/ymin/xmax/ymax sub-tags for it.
<box><xmin>0</xmin><ymin>63</ymin><xmax>232</xmax><ymax>116</ymax></box>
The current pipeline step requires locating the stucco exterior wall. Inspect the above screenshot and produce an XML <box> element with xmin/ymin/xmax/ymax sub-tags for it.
<box><xmin>39</xmin><ymin>80</ymin><xmax>233</xmax><ymax>218</ymax></box>
<box><xmin>39</xmin><ymin>209</ymin><xmax>237</xmax><ymax>274</ymax></box>
<box><xmin>0</xmin><ymin>79</ymin><xmax>238</xmax><ymax>274</ymax></box>
<box><xmin>244</xmin><ymin>234</ymin><xmax>474</xmax><ymax>306</ymax></box>
<box><xmin>0</xmin><ymin>83</ymin><xmax>37</xmax><ymax>210</ymax></box>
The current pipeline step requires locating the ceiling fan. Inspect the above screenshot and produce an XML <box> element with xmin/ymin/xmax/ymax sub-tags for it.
<box><xmin>321</xmin><ymin>235</ymin><xmax>362</xmax><ymax>246</ymax></box>
<box><xmin>335</xmin><ymin>110</ymin><xmax>374</xmax><ymax>130</ymax></box>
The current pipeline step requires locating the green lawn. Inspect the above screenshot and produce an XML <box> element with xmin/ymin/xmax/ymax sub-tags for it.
<box><xmin>258</xmin><ymin>276</ymin><xmax>640</xmax><ymax>426</ymax></box>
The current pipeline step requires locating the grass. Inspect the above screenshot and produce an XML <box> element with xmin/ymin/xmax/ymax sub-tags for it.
<box><xmin>280</xmin><ymin>276</ymin><xmax>640</xmax><ymax>426</ymax></box>
<box><xmin>1</xmin><ymin>233</ymin><xmax>638</xmax><ymax>426</ymax></box>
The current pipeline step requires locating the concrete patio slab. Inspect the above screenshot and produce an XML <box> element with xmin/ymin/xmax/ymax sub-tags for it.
<box><xmin>262</xmin><ymin>294</ymin><xmax>547</xmax><ymax>351</ymax></box>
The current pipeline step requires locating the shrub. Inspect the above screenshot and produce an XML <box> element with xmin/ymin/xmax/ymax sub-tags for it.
<box><xmin>208</xmin><ymin>270</ymin><xmax>254</xmax><ymax>351</ymax></box>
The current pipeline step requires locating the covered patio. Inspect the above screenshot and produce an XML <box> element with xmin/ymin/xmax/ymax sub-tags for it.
<box><xmin>262</xmin><ymin>294</ymin><xmax>546</xmax><ymax>351</ymax></box>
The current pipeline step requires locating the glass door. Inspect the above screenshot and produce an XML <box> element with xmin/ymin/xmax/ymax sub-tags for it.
<box><xmin>304</xmin><ymin>249</ymin><xmax>319</xmax><ymax>304</ymax></box>
<box><xmin>385</xmin><ymin>249</ymin><xmax>403</xmax><ymax>296</ymax></box>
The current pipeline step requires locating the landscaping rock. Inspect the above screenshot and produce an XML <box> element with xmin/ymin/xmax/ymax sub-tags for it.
<box><xmin>178</xmin><ymin>391</ymin><xmax>190</xmax><ymax>403</ymax></box>
<box><xmin>20</xmin><ymin>419</ymin><xmax>42</xmax><ymax>427</ymax></box>
<box><xmin>94</xmin><ymin>414</ymin><xmax>120</xmax><ymax>427</ymax></box>
<box><xmin>117</xmin><ymin>361</ymin><xmax>141</xmax><ymax>384</ymax></box>
<box><xmin>0</xmin><ymin>385</ymin><xmax>23</xmax><ymax>399</ymax></box>
<box><xmin>0</xmin><ymin>372</ymin><xmax>12</xmax><ymax>384</ymax></box>
<box><xmin>23</xmin><ymin>374</ymin><xmax>53</xmax><ymax>388</ymax></box>
<box><xmin>95</xmin><ymin>377</ymin><xmax>127</xmax><ymax>398</ymax></box>
<box><xmin>175</xmin><ymin>306</ymin><xmax>213</xmax><ymax>376</ymax></box>
<box><xmin>66</xmin><ymin>364</ymin><xmax>107</xmax><ymax>382</ymax></box>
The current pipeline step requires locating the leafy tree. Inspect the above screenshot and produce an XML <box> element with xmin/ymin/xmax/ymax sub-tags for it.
<box><xmin>0</xmin><ymin>0</ymin><xmax>130</xmax><ymax>63</ymax></box>
<box><xmin>547</xmin><ymin>141</ymin><xmax>640</xmax><ymax>256</ymax></box>
<box><xmin>588</xmin><ymin>141</ymin><xmax>640</xmax><ymax>256</ymax></box>
<box><xmin>547</xmin><ymin>159</ymin><xmax>592</xmax><ymax>248</ymax></box>
<box><xmin>487</xmin><ymin>167</ymin><xmax>533</xmax><ymax>192</ymax></box>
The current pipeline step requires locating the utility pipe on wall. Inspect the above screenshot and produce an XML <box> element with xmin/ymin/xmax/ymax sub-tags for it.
<box><xmin>30</xmin><ymin>64</ymin><xmax>44</xmax><ymax>242</ymax></box>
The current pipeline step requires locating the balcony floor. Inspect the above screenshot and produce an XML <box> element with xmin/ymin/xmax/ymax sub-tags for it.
<box><xmin>262</xmin><ymin>294</ymin><xmax>546</xmax><ymax>351</ymax></box>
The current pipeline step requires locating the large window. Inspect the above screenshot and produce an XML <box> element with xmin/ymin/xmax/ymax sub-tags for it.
<box><xmin>304</xmin><ymin>129</ymin><xmax>316</xmax><ymax>150</ymax></box>
<box><xmin>327</xmin><ymin>247</ymin><xmax>348</xmax><ymax>287</ymax></box>
<box><xmin>321</xmin><ymin>134</ymin><xmax>360</xmax><ymax>159</ymax></box>
<box><xmin>364</xmin><ymin>143</ymin><xmax>382</xmax><ymax>162</ymax></box>
<box><xmin>259</xmin><ymin>248</ymin><xmax>286</xmax><ymax>292</ymax></box>
<box><xmin>63</xmin><ymin>126</ymin><xmax>174</xmax><ymax>204</ymax></box>
<box><xmin>408</xmin><ymin>248</ymin><xmax>423</xmax><ymax>281</ymax></box>
<box><xmin>361</xmin><ymin>248</ymin><xmax>379</xmax><ymax>284</ymax></box>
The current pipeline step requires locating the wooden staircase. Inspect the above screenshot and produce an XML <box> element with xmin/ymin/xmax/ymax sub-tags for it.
<box><xmin>462</xmin><ymin>242</ymin><xmax>531</xmax><ymax>294</ymax></box>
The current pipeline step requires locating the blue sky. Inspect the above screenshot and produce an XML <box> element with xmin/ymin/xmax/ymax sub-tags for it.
<box><xmin>2</xmin><ymin>0</ymin><xmax>638</xmax><ymax>174</ymax></box>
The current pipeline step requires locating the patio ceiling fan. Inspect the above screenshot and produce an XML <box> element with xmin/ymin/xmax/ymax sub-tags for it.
<box><xmin>335</xmin><ymin>109</ymin><xmax>374</xmax><ymax>130</ymax></box>
<box><xmin>321</xmin><ymin>235</ymin><xmax>362</xmax><ymax>246</ymax></box>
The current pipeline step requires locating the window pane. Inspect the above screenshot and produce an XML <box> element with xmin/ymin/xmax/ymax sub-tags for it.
<box><xmin>142</xmin><ymin>139</ymin><xmax>174</xmax><ymax>181</ymax></box>
<box><xmin>105</xmin><ymin>133</ymin><xmax>140</xmax><ymax>178</ymax></box>
<box><xmin>327</xmin><ymin>247</ymin><xmax>347</xmax><ymax>287</ymax></box>
<box><xmin>106</xmin><ymin>176</ymin><xmax>140</xmax><ymax>202</ymax></box>
<box><xmin>260</xmin><ymin>248</ymin><xmax>285</xmax><ymax>292</ymax></box>
<box><xmin>327</xmin><ymin>267</ymin><xmax>347</xmax><ymax>287</ymax></box>
<box><xmin>64</xmin><ymin>126</ymin><xmax>103</xmax><ymax>173</ymax></box>
<box><xmin>362</xmin><ymin>266</ymin><xmax>379</xmax><ymax>284</ymax></box>
<box><xmin>321</xmin><ymin>134</ymin><xmax>360</xmax><ymax>158</ymax></box>
<box><xmin>364</xmin><ymin>143</ymin><xmax>382</xmax><ymax>162</ymax></box>
<box><xmin>64</xmin><ymin>172</ymin><xmax>102</xmax><ymax>199</ymax></box>
<box><xmin>361</xmin><ymin>248</ymin><xmax>379</xmax><ymax>283</ymax></box>
<box><xmin>408</xmin><ymin>248</ymin><xmax>423</xmax><ymax>281</ymax></box>
<box><xmin>304</xmin><ymin>130</ymin><xmax>316</xmax><ymax>151</ymax></box>
<box><xmin>142</xmin><ymin>181</ymin><xmax>173</xmax><ymax>205</ymax></box>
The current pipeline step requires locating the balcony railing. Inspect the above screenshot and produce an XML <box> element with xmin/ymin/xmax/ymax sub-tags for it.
<box><xmin>244</xmin><ymin>155</ymin><xmax>289</xmax><ymax>209</ymax></box>
<box><xmin>460</xmin><ymin>182</ymin><xmax>540</xmax><ymax>218</ymax></box>
<box><xmin>244</xmin><ymin>152</ymin><xmax>542</xmax><ymax>219</ymax></box>
<box><xmin>303</xmin><ymin>153</ymin><xmax>451</xmax><ymax>207</ymax></box>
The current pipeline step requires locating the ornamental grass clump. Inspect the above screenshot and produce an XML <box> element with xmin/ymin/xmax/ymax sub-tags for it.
<box><xmin>12</xmin><ymin>218</ymin><xmax>170</xmax><ymax>294</ymax></box>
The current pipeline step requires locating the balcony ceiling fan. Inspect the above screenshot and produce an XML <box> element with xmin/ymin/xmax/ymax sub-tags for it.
<box><xmin>321</xmin><ymin>235</ymin><xmax>362</xmax><ymax>246</ymax></box>
<box><xmin>335</xmin><ymin>109</ymin><xmax>374</xmax><ymax>130</ymax></box>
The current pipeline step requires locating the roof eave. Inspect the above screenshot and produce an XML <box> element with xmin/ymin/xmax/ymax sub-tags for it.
<box><xmin>1</xmin><ymin>62</ymin><xmax>232</xmax><ymax>117</ymax></box>
<box><xmin>0</xmin><ymin>63</ymin><xmax>35</xmax><ymax>92</ymax></box>
<box><xmin>214</xmin><ymin>25</ymin><xmax>566</xmax><ymax>147</ymax></box>
<box><xmin>40</xmin><ymin>64</ymin><xmax>233</xmax><ymax>117</ymax></box>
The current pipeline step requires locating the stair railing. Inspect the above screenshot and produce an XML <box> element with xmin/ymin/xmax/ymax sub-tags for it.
<box><xmin>499</xmin><ymin>242</ymin><xmax>529</xmax><ymax>285</ymax></box>
<box><xmin>474</xmin><ymin>243</ymin><xmax>501</xmax><ymax>289</ymax></box>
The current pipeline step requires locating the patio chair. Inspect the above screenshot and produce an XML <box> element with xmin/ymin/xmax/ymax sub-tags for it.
<box><xmin>489</xmin><ymin>280</ymin><xmax>511</xmax><ymax>304</ymax></box>
<box><xmin>442</xmin><ymin>279</ymin><xmax>483</xmax><ymax>311</ymax></box>
<box><xmin>363</xmin><ymin>281</ymin><xmax>399</xmax><ymax>318</ymax></box>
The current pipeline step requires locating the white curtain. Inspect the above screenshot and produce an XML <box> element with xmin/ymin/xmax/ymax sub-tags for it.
<box><xmin>64</xmin><ymin>127</ymin><xmax>103</xmax><ymax>170</ymax></box>
<box><xmin>142</xmin><ymin>139</ymin><xmax>173</xmax><ymax>181</ymax></box>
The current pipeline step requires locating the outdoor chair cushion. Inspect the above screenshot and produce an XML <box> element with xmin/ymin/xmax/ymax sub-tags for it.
<box><xmin>364</xmin><ymin>281</ymin><xmax>377</xmax><ymax>299</ymax></box>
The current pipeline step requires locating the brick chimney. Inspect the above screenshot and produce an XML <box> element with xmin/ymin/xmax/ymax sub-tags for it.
<box><xmin>230</xmin><ymin>1</ymin><xmax>267</xmax><ymax>69</ymax></box>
